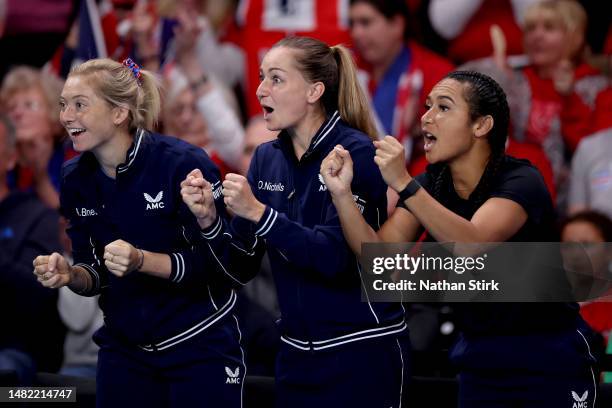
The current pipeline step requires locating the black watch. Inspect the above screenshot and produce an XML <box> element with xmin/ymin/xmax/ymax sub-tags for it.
<box><xmin>397</xmin><ymin>178</ymin><xmax>421</xmax><ymax>202</ymax></box>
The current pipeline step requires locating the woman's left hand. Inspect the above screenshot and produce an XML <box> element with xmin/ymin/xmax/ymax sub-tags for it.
<box><xmin>374</xmin><ymin>136</ymin><xmax>412</xmax><ymax>192</ymax></box>
<box><xmin>222</xmin><ymin>173</ymin><xmax>266</xmax><ymax>223</ymax></box>
<box><xmin>104</xmin><ymin>240</ymin><xmax>141</xmax><ymax>277</ymax></box>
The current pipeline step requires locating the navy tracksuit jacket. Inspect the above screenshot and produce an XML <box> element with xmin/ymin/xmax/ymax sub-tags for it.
<box><xmin>61</xmin><ymin>130</ymin><xmax>253</xmax><ymax>406</ymax></box>
<box><xmin>202</xmin><ymin>111</ymin><xmax>409</xmax><ymax>406</ymax></box>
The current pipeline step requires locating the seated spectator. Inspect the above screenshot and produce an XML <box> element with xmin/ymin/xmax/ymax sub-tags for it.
<box><xmin>132</xmin><ymin>0</ymin><xmax>244</xmax><ymax>91</ymax></box>
<box><xmin>0</xmin><ymin>66</ymin><xmax>75</xmax><ymax>209</ymax></box>
<box><xmin>462</xmin><ymin>0</ymin><xmax>612</xmax><ymax>208</ymax></box>
<box><xmin>350</xmin><ymin>0</ymin><xmax>454</xmax><ymax>161</ymax></box>
<box><xmin>560</xmin><ymin>210</ymin><xmax>612</xmax><ymax>382</ymax></box>
<box><xmin>568</xmin><ymin>127</ymin><xmax>612</xmax><ymax>220</ymax></box>
<box><xmin>0</xmin><ymin>114</ymin><xmax>65</xmax><ymax>384</ymax></box>
<box><xmin>161</xmin><ymin>8</ymin><xmax>244</xmax><ymax>174</ymax></box>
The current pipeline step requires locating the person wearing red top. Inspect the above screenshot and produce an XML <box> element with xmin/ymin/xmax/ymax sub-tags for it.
<box><xmin>161</xmin><ymin>13</ymin><xmax>244</xmax><ymax>177</ymax></box>
<box><xmin>0</xmin><ymin>66</ymin><xmax>77</xmax><ymax>209</ymax></box>
<box><xmin>462</xmin><ymin>0</ymin><xmax>611</xmax><ymax>207</ymax></box>
<box><xmin>350</xmin><ymin>0</ymin><xmax>454</xmax><ymax>161</ymax></box>
<box><xmin>560</xmin><ymin>210</ymin><xmax>612</xmax><ymax>380</ymax></box>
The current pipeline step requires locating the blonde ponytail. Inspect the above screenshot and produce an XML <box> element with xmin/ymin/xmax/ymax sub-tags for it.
<box><xmin>331</xmin><ymin>45</ymin><xmax>377</xmax><ymax>139</ymax></box>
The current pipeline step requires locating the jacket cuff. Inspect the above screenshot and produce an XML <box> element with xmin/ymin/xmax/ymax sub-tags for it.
<box><xmin>200</xmin><ymin>216</ymin><xmax>223</xmax><ymax>240</ymax></box>
<box><xmin>73</xmin><ymin>263</ymin><xmax>101</xmax><ymax>295</ymax></box>
<box><xmin>254</xmin><ymin>206</ymin><xmax>278</xmax><ymax>237</ymax></box>
<box><xmin>169</xmin><ymin>253</ymin><xmax>186</xmax><ymax>283</ymax></box>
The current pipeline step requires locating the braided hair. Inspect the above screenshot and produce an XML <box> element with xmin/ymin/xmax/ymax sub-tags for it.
<box><xmin>431</xmin><ymin>70</ymin><xmax>510</xmax><ymax>208</ymax></box>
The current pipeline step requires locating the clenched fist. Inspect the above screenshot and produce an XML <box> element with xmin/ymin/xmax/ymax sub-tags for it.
<box><xmin>103</xmin><ymin>239</ymin><xmax>142</xmax><ymax>277</ymax></box>
<box><xmin>181</xmin><ymin>168</ymin><xmax>217</xmax><ymax>229</ymax></box>
<box><xmin>33</xmin><ymin>252</ymin><xmax>73</xmax><ymax>289</ymax></box>
<box><xmin>222</xmin><ymin>173</ymin><xmax>265</xmax><ymax>223</ymax></box>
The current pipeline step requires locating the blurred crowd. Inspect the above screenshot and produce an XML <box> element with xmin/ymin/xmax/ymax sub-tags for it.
<box><xmin>0</xmin><ymin>0</ymin><xmax>610</xmax><ymax>383</ymax></box>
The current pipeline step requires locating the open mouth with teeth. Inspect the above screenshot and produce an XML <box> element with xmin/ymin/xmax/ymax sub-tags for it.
<box><xmin>68</xmin><ymin>128</ymin><xmax>86</xmax><ymax>137</ymax></box>
<box><xmin>423</xmin><ymin>132</ymin><xmax>437</xmax><ymax>152</ymax></box>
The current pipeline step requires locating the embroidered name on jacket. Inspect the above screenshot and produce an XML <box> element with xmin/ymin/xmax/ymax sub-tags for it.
<box><xmin>257</xmin><ymin>180</ymin><xmax>285</xmax><ymax>192</ymax></box>
<box><xmin>144</xmin><ymin>191</ymin><xmax>165</xmax><ymax>210</ymax></box>
<box><xmin>75</xmin><ymin>208</ymin><xmax>98</xmax><ymax>216</ymax></box>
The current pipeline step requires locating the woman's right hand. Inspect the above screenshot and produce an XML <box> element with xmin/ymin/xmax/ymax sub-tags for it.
<box><xmin>180</xmin><ymin>169</ymin><xmax>217</xmax><ymax>229</ymax></box>
<box><xmin>32</xmin><ymin>252</ymin><xmax>73</xmax><ymax>289</ymax></box>
<box><xmin>320</xmin><ymin>145</ymin><xmax>354</xmax><ymax>197</ymax></box>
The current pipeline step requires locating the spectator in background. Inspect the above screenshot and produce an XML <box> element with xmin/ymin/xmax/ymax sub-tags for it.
<box><xmin>0</xmin><ymin>114</ymin><xmax>65</xmax><ymax>384</ymax></box>
<box><xmin>161</xmin><ymin>6</ymin><xmax>244</xmax><ymax>174</ymax></box>
<box><xmin>462</xmin><ymin>0</ymin><xmax>612</xmax><ymax>210</ymax></box>
<box><xmin>350</xmin><ymin>0</ymin><xmax>454</xmax><ymax>161</ymax></box>
<box><xmin>132</xmin><ymin>0</ymin><xmax>244</xmax><ymax>92</ymax></box>
<box><xmin>428</xmin><ymin>0</ymin><xmax>535</xmax><ymax>64</ymax></box>
<box><xmin>560</xmin><ymin>210</ymin><xmax>612</xmax><ymax>382</ymax></box>
<box><xmin>238</xmin><ymin>115</ymin><xmax>278</xmax><ymax>176</ymax></box>
<box><xmin>0</xmin><ymin>66</ymin><xmax>75</xmax><ymax>209</ymax></box>
<box><xmin>568</xmin><ymin>127</ymin><xmax>612</xmax><ymax>220</ymax></box>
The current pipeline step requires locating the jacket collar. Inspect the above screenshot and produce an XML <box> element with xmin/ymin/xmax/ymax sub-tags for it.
<box><xmin>117</xmin><ymin>128</ymin><xmax>147</xmax><ymax>174</ymax></box>
<box><xmin>76</xmin><ymin>128</ymin><xmax>148</xmax><ymax>176</ymax></box>
<box><xmin>275</xmin><ymin>111</ymin><xmax>341</xmax><ymax>162</ymax></box>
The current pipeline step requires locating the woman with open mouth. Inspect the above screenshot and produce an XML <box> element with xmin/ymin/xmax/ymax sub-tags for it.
<box><xmin>322</xmin><ymin>70</ymin><xmax>598</xmax><ymax>407</ymax></box>
<box><xmin>181</xmin><ymin>36</ymin><xmax>410</xmax><ymax>407</ymax></box>
<box><xmin>33</xmin><ymin>57</ymin><xmax>250</xmax><ymax>408</ymax></box>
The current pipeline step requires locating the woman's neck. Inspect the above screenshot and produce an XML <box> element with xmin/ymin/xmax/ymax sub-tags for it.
<box><xmin>94</xmin><ymin>129</ymin><xmax>133</xmax><ymax>179</ymax></box>
<box><xmin>449</xmin><ymin>148</ymin><xmax>491</xmax><ymax>199</ymax></box>
<box><xmin>289</xmin><ymin>110</ymin><xmax>326</xmax><ymax>160</ymax></box>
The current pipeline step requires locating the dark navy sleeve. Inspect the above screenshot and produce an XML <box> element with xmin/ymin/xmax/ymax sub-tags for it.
<box><xmin>168</xmin><ymin>148</ymin><xmax>259</xmax><ymax>288</ymax></box>
<box><xmin>60</xmin><ymin>169</ymin><xmax>108</xmax><ymax>297</ymax></box>
<box><xmin>248</xmin><ymin>140</ymin><xmax>387</xmax><ymax>279</ymax></box>
<box><xmin>196</xmin><ymin>146</ymin><xmax>267</xmax><ymax>283</ymax></box>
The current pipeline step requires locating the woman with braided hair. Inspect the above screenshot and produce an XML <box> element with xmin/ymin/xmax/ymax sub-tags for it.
<box><xmin>322</xmin><ymin>70</ymin><xmax>598</xmax><ymax>406</ymax></box>
<box><xmin>32</xmin><ymin>58</ymin><xmax>251</xmax><ymax>407</ymax></box>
